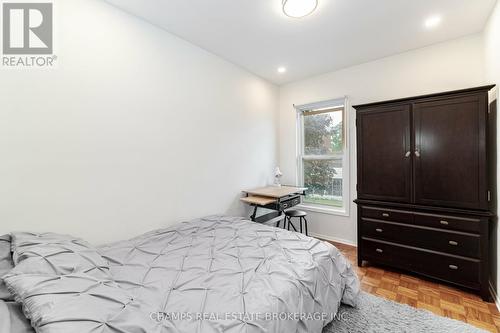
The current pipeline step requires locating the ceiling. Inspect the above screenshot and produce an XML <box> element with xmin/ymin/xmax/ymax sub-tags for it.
<box><xmin>105</xmin><ymin>0</ymin><xmax>497</xmax><ymax>85</ymax></box>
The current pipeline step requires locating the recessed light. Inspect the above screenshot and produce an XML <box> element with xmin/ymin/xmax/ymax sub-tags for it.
<box><xmin>425</xmin><ymin>15</ymin><xmax>442</xmax><ymax>29</ymax></box>
<box><xmin>282</xmin><ymin>0</ymin><xmax>318</xmax><ymax>18</ymax></box>
<box><xmin>277</xmin><ymin>66</ymin><xmax>287</xmax><ymax>73</ymax></box>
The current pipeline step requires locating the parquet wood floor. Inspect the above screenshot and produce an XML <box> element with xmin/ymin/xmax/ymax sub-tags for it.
<box><xmin>330</xmin><ymin>241</ymin><xmax>500</xmax><ymax>333</ymax></box>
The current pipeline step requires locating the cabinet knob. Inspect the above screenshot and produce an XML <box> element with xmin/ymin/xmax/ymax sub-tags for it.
<box><xmin>375</xmin><ymin>228</ymin><xmax>383</xmax><ymax>233</ymax></box>
<box><xmin>440</xmin><ymin>220</ymin><xmax>449</xmax><ymax>225</ymax></box>
<box><xmin>415</xmin><ymin>150</ymin><xmax>421</xmax><ymax>157</ymax></box>
<box><xmin>448</xmin><ymin>240</ymin><xmax>458</xmax><ymax>246</ymax></box>
<box><xmin>449</xmin><ymin>265</ymin><xmax>459</xmax><ymax>270</ymax></box>
<box><xmin>376</xmin><ymin>249</ymin><xmax>383</xmax><ymax>253</ymax></box>
<box><xmin>382</xmin><ymin>213</ymin><xmax>390</xmax><ymax>217</ymax></box>
<box><xmin>405</xmin><ymin>151</ymin><xmax>411</xmax><ymax>158</ymax></box>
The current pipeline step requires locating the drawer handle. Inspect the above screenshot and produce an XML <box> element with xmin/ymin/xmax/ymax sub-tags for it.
<box><xmin>375</xmin><ymin>248</ymin><xmax>383</xmax><ymax>253</ymax></box>
<box><xmin>440</xmin><ymin>220</ymin><xmax>449</xmax><ymax>225</ymax></box>
<box><xmin>382</xmin><ymin>213</ymin><xmax>390</xmax><ymax>217</ymax></box>
<box><xmin>448</xmin><ymin>241</ymin><xmax>458</xmax><ymax>246</ymax></box>
<box><xmin>375</xmin><ymin>228</ymin><xmax>383</xmax><ymax>233</ymax></box>
<box><xmin>449</xmin><ymin>265</ymin><xmax>459</xmax><ymax>270</ymax></box>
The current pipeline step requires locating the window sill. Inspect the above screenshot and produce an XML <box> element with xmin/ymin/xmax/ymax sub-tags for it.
<box><xmin>297</xmin><ymin>204</ymin><xmax>349</xmax><ymax>217</ymax></box>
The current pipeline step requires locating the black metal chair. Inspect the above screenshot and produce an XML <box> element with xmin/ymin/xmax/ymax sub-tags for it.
<box><xmin>284</xmin><ymin>210</ymin><xmax>308</xmax><ymax>236</ymax></box>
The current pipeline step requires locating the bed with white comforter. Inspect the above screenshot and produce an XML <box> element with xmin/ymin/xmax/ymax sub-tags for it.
<box><xmin>2</xmin><ymin>215</ymin><xmax>360</xmax><ymax>333</ymax></box>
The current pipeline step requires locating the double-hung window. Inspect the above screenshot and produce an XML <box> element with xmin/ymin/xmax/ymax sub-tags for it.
<box><xmin>296</xmin><ymin>97</ymin><xmax>349</xmax><ymax>215</ymax></box>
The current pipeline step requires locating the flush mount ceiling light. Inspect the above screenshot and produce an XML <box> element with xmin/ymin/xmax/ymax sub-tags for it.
<box><xmin>277</xmin><ymin>66</ymin><xmax>287</xmax><ymax>73</ymax></box>
<box><xmin>282</xmin><ymin>0</ymin><xmax>318</xmax><ymax>18</ymax></box>
<box><xmin>424</xmin><ymin>15</ymin><xmax>442</xmax><ymax>29</ymax></box>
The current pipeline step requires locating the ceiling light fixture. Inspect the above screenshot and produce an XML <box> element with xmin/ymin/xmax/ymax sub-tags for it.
<box><xmin>424</xmin><ymin>15</ymin><xmax>442</xmax><ymax>29</ymax></box>
<box><xmin>277</xmin><ymin>66</ymin><xmax>287</xmax><ymax>73</ymax></box>
<box><xmin>282</xmin><ymin>0</ymin><xmax>318</xmax><ymax>18</ymax></box>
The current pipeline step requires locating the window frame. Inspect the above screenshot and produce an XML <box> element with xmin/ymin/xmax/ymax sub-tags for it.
<box><xmin>295</xmin><ymin>97</ymin><xmax>350</xmax><ymax>216</ymax></box>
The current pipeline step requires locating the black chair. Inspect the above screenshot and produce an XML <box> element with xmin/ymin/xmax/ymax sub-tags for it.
<box><xmin>284</xmin><ymin>210</ymin><xmax>308</xmax><ymax>236</ymax></box>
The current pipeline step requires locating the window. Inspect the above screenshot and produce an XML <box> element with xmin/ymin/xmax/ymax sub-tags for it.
<box><xmin>296</xmin><ymin>98</ymin><xmax>349</xmax><ymax>214</ymax></box>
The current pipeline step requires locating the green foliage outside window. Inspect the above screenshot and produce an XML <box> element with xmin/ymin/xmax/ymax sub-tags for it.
<box><xmin>302</xmin><ymin>110</ymin><xmax>344</xmax><ymax>208</ymax></box>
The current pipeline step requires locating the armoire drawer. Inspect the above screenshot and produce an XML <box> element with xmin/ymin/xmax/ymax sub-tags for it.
<box><xmin>361</xmin><ymin>219</ymin><xmax>480</xmax><ymax>258</ymax></box>
<box><xmin>362</xmin><ymin>239</ymin><xmax>480</xmax><ymax>288</ymax></box>
<box><xmin>413</xmin><ymin>212</ymin><xmax>480</xmax><ymax>233</ymax></box>
<box><xmin>360</xmin><ymin>206</ymin><xmax>412</xmax><ymax>224</ymax></box>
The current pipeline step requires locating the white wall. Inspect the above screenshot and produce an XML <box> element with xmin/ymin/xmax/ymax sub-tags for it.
<box><xmin>279</xmin><ymin>34</ymin><xmax>487</xmax><ymax>245</ymax></box>
<box><xmin>484</xmin><ymin>0</ymin><xmax>500</xmax><ymax>302</ymax></box>
<box><xmin>0</xmin><ymin>0</ymin><xmax>278</xmax><ymax>244</ymax></box>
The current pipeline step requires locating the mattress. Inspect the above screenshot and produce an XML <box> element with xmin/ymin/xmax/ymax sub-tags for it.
<box><xmin>2</xmin><ymin>215</ymin><xmax>360</xmax><ymax>333</ymax></box>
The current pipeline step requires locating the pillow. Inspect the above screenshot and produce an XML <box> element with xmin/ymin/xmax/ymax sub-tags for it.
<box><xmin>8</xmin><ymin>232</ymin><xmax>111</xmax><ymax>279</ymax></box>
<box><xmin>0</xmin><ymin>300</ymin><xmax>34</xmax><ymax>333</ymax></box>
<box><xmin>4</xmin><ymin>232</ymin><xmax>153</xmax><ymax>332</ymax></box>
<box><xmin>0</xmin><ymin>235</ymin><xmax>14</xmax><ymax>301</ymax></box>
<box><xmin>4</xmin><ymin>273</ymin><xmax>154</xmax><ymax>333</ymax></box>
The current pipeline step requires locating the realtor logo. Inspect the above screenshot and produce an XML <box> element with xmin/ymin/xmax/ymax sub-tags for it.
<box><xmin>2</xmin><ymin>2</ymin><xmax>56</xmax><ymax>68</ymax></box>
<box><xmin>3</xmin><ymin>3</ymin><xmax>53</xmax><ymax>54</ymax></box>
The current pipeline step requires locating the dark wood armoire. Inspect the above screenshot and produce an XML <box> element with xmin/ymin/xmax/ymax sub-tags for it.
<box><xmin>353</xmin><ymin>85</ymin><xmax>496</xmax><ymax>300</ymax></box>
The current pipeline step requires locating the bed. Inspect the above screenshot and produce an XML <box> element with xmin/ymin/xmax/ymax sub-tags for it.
<box><xmin>1</xmin><ymin>215</ymin><xmax>359</xmax><ymax>333</ymax></box>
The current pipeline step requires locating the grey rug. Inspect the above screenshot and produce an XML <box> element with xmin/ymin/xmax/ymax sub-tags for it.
<box><xmin>323</xmin><ymin>292</ymin><xmax>487</xmax><ymax>333</ymax></box>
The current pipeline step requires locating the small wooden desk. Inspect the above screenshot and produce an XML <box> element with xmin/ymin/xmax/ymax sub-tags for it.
<box><xmin>241</xmin><ymin>186</ymin><xmax>307</xmax><ymax>224</ymax></box>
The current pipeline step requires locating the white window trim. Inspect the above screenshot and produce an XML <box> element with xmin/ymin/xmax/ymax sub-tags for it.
<box><xmin>295</xmin><ymin>97</ymin><xmax>350</xmax><ymax>217</ymax></box>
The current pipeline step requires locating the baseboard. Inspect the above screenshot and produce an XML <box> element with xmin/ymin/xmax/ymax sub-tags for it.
<box><xmin>489</xmin><ymin>281</ymin><xmax>500</xmax><ymax>311</ymax></box>
<box><xmin>309</xmin><ymin>232</ymin><xmax>357</xmax><ymax>247</ymax></box>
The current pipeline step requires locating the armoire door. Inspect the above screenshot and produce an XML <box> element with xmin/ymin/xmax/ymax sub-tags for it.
<box><xmin>357</xmin><ymin>105</ymin><xmax>412</xmax><ymax>202</ymax></box>
<box><xmin>413</xmin><ymin>94</ymin><xmax>488</xmax><ymax>210</ymax></box>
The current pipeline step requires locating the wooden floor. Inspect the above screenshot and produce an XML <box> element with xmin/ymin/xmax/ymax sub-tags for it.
<box><xmin>330</xmin><ymin>241</ymin><xmax>500</xmax><ymax>333</ymax></box>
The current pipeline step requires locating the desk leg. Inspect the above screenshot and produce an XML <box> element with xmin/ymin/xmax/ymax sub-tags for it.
<box><xmin>250</xmin><ymin>206</ymin><xmax>258</xmax><ymax>222</ymax></box>
<box><xmin>276</xmin><ymin>210</ymin><xmax>286</xmax><ymax>228</ymax></box>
